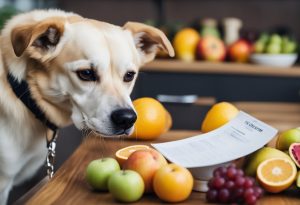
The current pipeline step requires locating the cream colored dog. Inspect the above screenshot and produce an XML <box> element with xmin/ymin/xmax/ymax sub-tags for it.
<box><xmin>0</xmin><ymin>9</ymin><xmax>174</xmax><ymax>204</ymax></box>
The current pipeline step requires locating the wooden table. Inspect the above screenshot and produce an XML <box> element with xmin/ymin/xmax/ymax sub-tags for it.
<box><xmin>19</xmin><ymin>102</ymin><xmax>300</xmax><ymax>204</ymax></box>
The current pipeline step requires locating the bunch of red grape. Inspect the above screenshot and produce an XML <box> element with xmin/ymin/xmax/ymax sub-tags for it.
<box><xmin>206</xmin><ymin>164</ymin><xmax>264</xmax><ymax>205</ymax></box>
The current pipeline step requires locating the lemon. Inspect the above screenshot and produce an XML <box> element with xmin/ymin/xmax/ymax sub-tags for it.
<box><xmin>201</xmin><ymin>102</ymin><xmax>239</xmax><ymax>133</ymax></box>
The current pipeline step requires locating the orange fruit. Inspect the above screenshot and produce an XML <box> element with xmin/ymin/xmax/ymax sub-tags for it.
<box><xmin>201</xmin><ymin>102</ymin><xmax>239</xmax><ymax>133</ymax></box>
<box><xmin>164</xmin><ymin>109</ymin><xmax>172</xmax><ymax>133</ymax></box>
<box><xmin>131</xmin><ymin>97</ymin><xmax>171</xmax><ymax>140</ymax></box>
<box><xmin>115</xmin><ymin>145</ymin><xmax>150</xmax><ymax>166</ymax></box>
<box><xmin>173</xmin><ymin>28</ymin><xmax>200</xmax><ymax>61</ymax></box>
<box><xmin>257</xmin><ymin>158</ymin><xmax>297</xmax><ymax>193</ymax></box>
<box><xmin>153</xmin><ymin>163</ymin><xmax>193</xmax><ymax>203</ymax></box>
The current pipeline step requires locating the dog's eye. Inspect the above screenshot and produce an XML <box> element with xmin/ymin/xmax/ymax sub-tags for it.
<box><xmin>76</xmin><ymin>69</ymin><xmax>98</xmax><ymax>81</ymax></box>
<box><xmin>123</xmin><ymin>71</ymin><xmax>136</xmax><ymax>82</ymax></box>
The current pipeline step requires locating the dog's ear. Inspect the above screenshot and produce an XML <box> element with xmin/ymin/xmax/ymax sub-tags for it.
<box><xmin>123</xmin><ymin>22</ymin><xmax>174</xmax><ymax>65</ymax></box>
<box><xmin>11</xmin><ymin>20</ymin><xmax>64</xmax><ymax>57</ymax></box>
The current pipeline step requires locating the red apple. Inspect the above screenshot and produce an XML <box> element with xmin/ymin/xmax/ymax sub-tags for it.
<box><xmin>228</xmin><ymin>39</ymin><xmax>252</xmax><ymax>62</ymax></box>
<box><xmin>197</xmin><ymin>36</ymin><xmax>226</xmax><ymax>62</ymax></box>
<box><xmin>123</xmin><ymin>148</ymin><xmax>167</xmax><ymax>193</ymax></box>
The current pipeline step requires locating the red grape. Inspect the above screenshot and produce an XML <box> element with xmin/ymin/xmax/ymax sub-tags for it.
<box><xmin>216</xmin><ymin>166</ymin><xmax>228</xmax><ymax>177</ymax></box>
<box><xmin>245</xmin><ymin>194</ymin><xmax>257</xmax><ymax>205</ymax></box>
<box><xmin>218</xmin><ymin>188</ymin><xmax>230</xmax><ymax>203</ymax></box>
<box><xmin>236</xmin><ymin>169</ymin><xmax>244</xmax><ymax>177</ymax></box>
<box><xmin>213</xmin><ymin>170</ymin><xmax>221</xmax><ymax>177</ymax></box>
<box><xmin>235</xmin><ymin>176</ymin><xmax>246</xmax><ymax>187</ymax></box>
<box><xmin>233</xmin><ymin>187</ymin><xmax>244</xmax><ymax>199</ymax></box>
<box><xmin>206</xmin><ymin>189</ymin><xmax>218</xmax><ymax>202</ymax></box>
<box><xmin>244</xmin><ymin>177</ymin><xmax>254</xmax><ymax>188</ymax></box>
<box><xmin>244</xmin><ymin>187</ymin><xmax>254</xmax><ymax>199</ymax></box>
<box><xmin>253</xmin><ymin>187</ymin><xmax>264</xmax><ymax>198</ymax></box>
<box><xmin>206</xmin><ymin>165</ymin><xmax>263</xmax><ymax>204</ymax></box>
<box><xmin>224</xmin><ymin>180</ymin><xmax>235</xmax><ymax>190</ymax></box>
<box><xmin>211</xmin><ymin>177</ymin><xmax>225</xmax><ymax>189</ymax></box>
<box><xmin>227</xmin><ymin>167</ymin><xmax>237</xmax><ymax>179</ymax></box>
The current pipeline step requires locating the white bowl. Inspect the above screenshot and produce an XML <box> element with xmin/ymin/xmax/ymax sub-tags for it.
<box><xmin>250</xmin><ymin>53</ymin><xmax>298</xmax><ymax>68</ymax></box>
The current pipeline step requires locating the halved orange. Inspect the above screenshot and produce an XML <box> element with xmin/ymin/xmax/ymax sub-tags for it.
<box><xmin>115</xmin><ymin>145</ymin><xmax>150</xmax><ymax>166</ymax></box>
<box><xmin>257</xmin><ymin>158</ymin><xmax>297</xmax><ymax>193</ymax></box>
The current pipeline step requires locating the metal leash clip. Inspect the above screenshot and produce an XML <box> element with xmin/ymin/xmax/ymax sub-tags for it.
<box><xmin>46</xmin><ymin>131</ymin><xmax>58</xmax><ymax>179</ymax></box>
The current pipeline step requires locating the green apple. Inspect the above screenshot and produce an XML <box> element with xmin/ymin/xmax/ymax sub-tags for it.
<box><xmin>108</xmin><ymin>170</ymin><xmax>144</xmax><ymax>202</ymax></box>
<box><xmin>86</xmin><ymin>158</ymin><xmax>120</xmax><ymax>191</ymax></box>
<box><xmin>254</xmin><ymin>41</ymin><xmax>265</xmax><ymax>53</ymax></box>
<box><xmin>266</xmin><ymin>43</ymin><xmax>281</xmax><ymax>54</ymax></box>
<box><xmin>269</xmin><ymin>34</ymin><xmax>282</xmax><ymax>45</ymax></box>
<box><xmin>257</xmin><ymin>33</ymin><xmax>269</xmax><ymax>44</ymax></box>
<box><xmin>276</xmin><ymin>128</ymin><xmax>300</xmax><ymax>151</ymax></box>
<box><xmin>282</xmin><ymin>40</ymin><xmax>297</xmax><ymax>53</ymax></box>
<box><xmin>244</xmin><ymin>147</ymin><xmax>291</xmax><ymax>176</ymax></box>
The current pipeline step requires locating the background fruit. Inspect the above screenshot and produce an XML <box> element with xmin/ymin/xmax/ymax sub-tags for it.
<box><xmin>253</xmin><ymin>33</ymin><xmax>269</xmax><ymax>53</ymax></box>
<box><xmin>253</xmin><ymin>33</ymin><xmax>298</xmax><ymax>54</ymax></box>
<box><xmin>131</xmin><ymin>97</ymin><xmax>171</xmax><ymax>140</ymax></box>
<box><xmin>108</xmin><ymin>170</ymin><xmax>144</xmax><ymax>202</ymax></box>
<box><xmin>153</xmin><ymin>163</ymin><xmax>193</xmax><ymax>203</ymax></box>
<box><xmin>276</xmin><ymin>128</ymin><xmax>300</xmax><ymax>151</ymax></box>
<box><xmin>197</xmin><ymin>36</ymin><xmax>226</xmax><ymax>62</ymax></box>
<box><xmin>86</xmin><ymin>158</ymin><xmax>120</xmax><ymax>191</ymax></box>
<box><xmin>257</xmin><ymin>158</ymin><xmax>297</xmax><ymax>193</ymax></box>
<box><xmin>244</xmin><ymin>147</ymin><xmax>291</xmax><ymax>176</ymax></box>
<box><xmin>228</xmin><ymin>39</ymin><xmax>252</xmax><ymax>62</ymax></box>
<box><xmin>123</xmin><ymin>149</ymin><xmax>167</xmax><ymax>192</ymax></box>
<box><xmin>200</xmin><ymin>18</ymin><xmax>220</xmax><ymax>38</ymax></box>
<box><xmin>289</xmin><ymin>142</ymin><xmax>300</xmax><ymax>168</ymax></box>
<box><xmin>173</xmin><ymin>28</ymin><xmax>200</xmax><ymax>61</ymax></box>
<box><xmin>115</xmin><ymin>145</ymin><xmax>150</xmax><ymax>166</ymax></box>
<box><xmin>201</xmin><ymin>102</ymin><xmax>239</xmax><ymax>133</ymax></box>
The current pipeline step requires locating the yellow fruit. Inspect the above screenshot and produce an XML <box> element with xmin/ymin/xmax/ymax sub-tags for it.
<box><xmin>245</xmin><ymin>147</ymin><xmax>292</xmax><ymax>176</ymax></box>
<box><xmin>131</xmin><ymin>97</ymin><xmax>172</xmax><ymax>140</ymax></box>
<box><xmin>276</xmin><ymin>128</ymin><xmax>300</xmax><ymax>151</ymax></box>
<box><xmin>164</xmin><ymin>109</ymin><xmax>172</xmax><ymax>133</ymax></box>
<box><xmin>297</xmin><ymin>171</ymin><xmax>300</xmax><ymax>188</ymax></box>
<box><xmin>115</xmin><ymin>145</ymin><xmax>150</xmax><ymax>166</ymax></box>
<box><xmin>201</xmin><ymin>102</ymin><xmax>239</xmax><ymax>133</ymax></box>
<box><xmin>257</xmin><ymin>158</ymin><xmax>297</xmax><ymax>193</ymax></box>
<box><xmin>173</xmin><ymin>28</ymin><xmax>200</xmax><ymax>61</ymax></box>
<box><xmin>153</xmin><ymin>163</ymin><xmax>193</xmax><ymax>203</ymax></box>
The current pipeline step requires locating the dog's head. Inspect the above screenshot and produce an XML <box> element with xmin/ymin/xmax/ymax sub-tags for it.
<box><xmin>7</xmin><ymin>15</ymin><xmax>174</xmax><ymax>136</ymax></box>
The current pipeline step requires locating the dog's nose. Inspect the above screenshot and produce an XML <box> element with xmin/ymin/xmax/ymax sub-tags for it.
<box><xmin>111</xmin><ymin>109</ymin><xmax>137</xmax><ymax>130</ymax></box>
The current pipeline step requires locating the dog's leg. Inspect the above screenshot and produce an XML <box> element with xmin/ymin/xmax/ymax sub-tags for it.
<box><xmin>0</xmin><ymin>176</ymin><xmax>13</xmax><ymax>205</ymax></box>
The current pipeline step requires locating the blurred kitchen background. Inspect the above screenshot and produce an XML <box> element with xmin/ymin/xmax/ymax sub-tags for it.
<box><xmin>2</xmin><ymin>0</ymin><xmax>300</xmax><ymax>204</ymax></box>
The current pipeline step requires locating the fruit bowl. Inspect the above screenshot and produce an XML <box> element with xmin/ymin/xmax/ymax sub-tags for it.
<box><xmin>250</xmin><ymin>53</ymin><xmax>298</xmax><ymax>68</ymax></box>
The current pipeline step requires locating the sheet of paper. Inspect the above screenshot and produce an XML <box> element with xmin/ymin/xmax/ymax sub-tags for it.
<box><xmin>152</xmin><ymin>111</ymin><xmax>278</xmax><ymax>168</ymax></box>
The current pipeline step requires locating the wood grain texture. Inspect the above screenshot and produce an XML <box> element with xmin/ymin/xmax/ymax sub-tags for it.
<box><xmin>142</xmin><ymin>60</ymin><xmax>300</xmax><ymax>78</ymax></box>
<box><xmin>23</xmin><ymin>102</ymin><xmax>300</xmax><ymax>204</ymax></box>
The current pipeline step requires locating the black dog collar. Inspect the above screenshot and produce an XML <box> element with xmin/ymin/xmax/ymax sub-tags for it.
<box><xmin>7</xmin><ymin>73</ymin><xmax>58</xmax><ymax>133</ymax></box>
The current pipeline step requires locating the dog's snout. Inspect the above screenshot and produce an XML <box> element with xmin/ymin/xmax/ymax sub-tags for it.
<box><xmin>111</xmin><ymin>109</ymin><xmax>137</xmax><ymax>130</ymax></box>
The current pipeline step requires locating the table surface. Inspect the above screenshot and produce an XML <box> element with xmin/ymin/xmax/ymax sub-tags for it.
<box><xmin>21</xmin><ymin>102</ymin><xmax>300</xmax><ymax>204</ymax></box>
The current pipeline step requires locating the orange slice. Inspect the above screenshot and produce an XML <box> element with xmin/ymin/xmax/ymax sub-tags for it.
<box><xmin>115</xmin><ymin>145</ymin><xmax>150</xmax><ymax>166</ymax></box>
<box><xmin>257</xmin><ymin>158</ymin><xmax>297</xmax><ymax>193</ymax></box>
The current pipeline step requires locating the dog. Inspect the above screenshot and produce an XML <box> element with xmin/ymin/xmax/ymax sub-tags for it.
<box><xmin>0</xmin><ymin>9</ymin><xmax>174</xmax><ymax>204</ymax></box>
